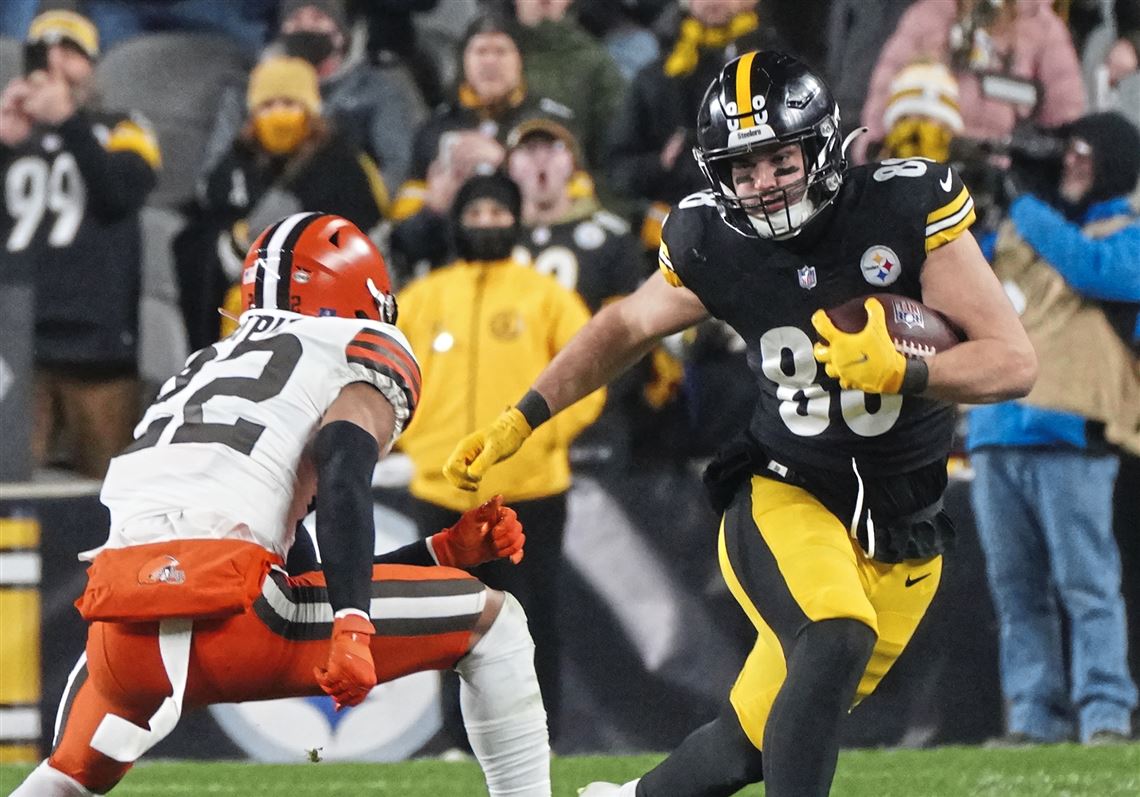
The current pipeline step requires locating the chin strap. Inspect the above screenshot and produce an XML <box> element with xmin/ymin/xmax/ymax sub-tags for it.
<box><xmin>840</xmin><ymin>126</ymin><xmax>868</xmax><ymax>161</ymax></box>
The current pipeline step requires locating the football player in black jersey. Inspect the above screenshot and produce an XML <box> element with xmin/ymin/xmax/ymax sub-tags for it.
<box><xmin>445</xmin><ymin>52</ymin><xmax>1037</xmax><ymax>797</ymax></box>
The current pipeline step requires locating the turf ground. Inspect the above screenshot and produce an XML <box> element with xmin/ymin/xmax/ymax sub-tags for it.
<box><xmin>2</xmin><ymin>744</ymin><xmax>1138</xmax><ymax>796</ymax></box>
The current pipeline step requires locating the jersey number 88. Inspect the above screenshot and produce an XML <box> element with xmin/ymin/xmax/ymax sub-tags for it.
<box><xmin>759</xmin><ymin>327</ymin><xmax>902</xmax><ymax>437</ymax></box>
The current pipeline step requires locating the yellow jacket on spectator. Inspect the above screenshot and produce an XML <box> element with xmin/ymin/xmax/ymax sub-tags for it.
<box><xmin>397</xmin><ymin>257</ymin><xmax>605</xmax><ymax>511</ymax></box>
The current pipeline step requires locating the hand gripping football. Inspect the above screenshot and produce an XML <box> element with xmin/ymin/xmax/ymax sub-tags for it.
<box><xmin>824</xmin><ymin>294</ymin><xmax>963</xmax><ymax>359</ymax></box>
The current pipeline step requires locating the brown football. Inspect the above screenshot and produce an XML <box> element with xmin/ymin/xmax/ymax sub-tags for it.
<box><xmin>822</xmin><ymin>293</ymin><xmax>963</xmax><ymax>359</ymax></box>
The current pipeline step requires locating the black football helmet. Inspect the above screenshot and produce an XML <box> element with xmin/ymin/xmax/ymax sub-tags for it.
<box><xmin>694</xmin><ymin>51</ymin><xmax>847</xmax><ymax>240</ymax></box>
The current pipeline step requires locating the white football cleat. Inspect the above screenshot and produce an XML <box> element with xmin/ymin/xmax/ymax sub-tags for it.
<box><xmin>578</xmin><ymin>779</ymin><xmax>639</xmax><ymax>797</ymax></box>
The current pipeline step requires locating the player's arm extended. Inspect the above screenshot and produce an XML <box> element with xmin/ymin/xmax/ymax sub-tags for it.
<box><xmin>536</xmin><ymin>271</ymin><xmax>710</xmax><ymax>414</ymax></box>
<box><xmin>919</xmin><ymin>231</ymin><xmax>1038</xmax><ymax>404</ymax></box>
<box><xmin>444</xmin><ymin>271</ymin><xmax>710</xmax><ymax>489</ymax></box>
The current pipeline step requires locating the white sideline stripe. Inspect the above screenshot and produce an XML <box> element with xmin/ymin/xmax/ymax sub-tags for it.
<box><xmin>0</xmin><ymin>480</ymin><xmax>100</xmax><ymax>499</ymax></box>
<box><xmin>261</xmin><ymin>576</ymin><xmax>484</xmax><ymax>623</ymax></box>
<box><xmin>0</xmin><ymin>707</ymin><xmax>40</xmax><ymax>739</ymax></box>
<box><xmin>0</xmin><ymin>551</ymin><xmax>41</xmax><ymax>585</ymax></box>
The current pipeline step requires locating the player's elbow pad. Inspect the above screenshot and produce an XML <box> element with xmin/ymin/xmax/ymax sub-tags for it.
<box><xmin>314</xmin><ymin>421</ymin><xmax>380</xmax><ymax>613</ymax></box>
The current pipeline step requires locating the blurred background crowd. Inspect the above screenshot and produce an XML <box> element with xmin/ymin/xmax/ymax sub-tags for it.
<box><xmin>2</xmin><ymin>0</ymin><xmax>1139</xmax><ymax>750</ymax></box>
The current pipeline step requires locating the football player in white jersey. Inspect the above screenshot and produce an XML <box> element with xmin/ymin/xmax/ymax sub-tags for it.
<box><xmin>13</xmin><ymin>213</ymin><xmax>551</xmax><ymax>797</ymax></box>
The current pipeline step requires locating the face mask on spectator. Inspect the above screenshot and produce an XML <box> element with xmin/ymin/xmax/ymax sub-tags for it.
<box><xmin>451</xmin><ymin>174</ymin><xmax>523</xmax><ymax>261</ymax></box>
<box><xmin>254</xmin><ymin>106</ymin><xmax>309</xmax><ymax>154</ymax></box>
<box><xmin>884</xmin><ymin>118</ymin><xmax>954</xmax><ymax>162</ymax></box>
<box><xmin>455</xmin><ymin>226</ymin><xmax>517</xmax><ymax>261</ymax></box>
<box><xmin>283</xmin><ymin>31</ymin><xmax>335</xmax><ymax>67</ymax></box>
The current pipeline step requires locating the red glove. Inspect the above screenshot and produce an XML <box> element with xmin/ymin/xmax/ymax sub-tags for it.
<box><xmin>429</xmin><ymin>495</ymin><xmax>526</xmax><ymax>568</ymax></box>
<box><xmin>314</xmin><ymin>613</ymin><xmax>377</xmax><ymax>711</ymax></box>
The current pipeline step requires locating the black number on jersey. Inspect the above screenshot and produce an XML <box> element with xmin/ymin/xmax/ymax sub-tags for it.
<box><xmin>126</xmin><ymin>334</ymin><xmax>303</xmax><ymax>455</ymax></box>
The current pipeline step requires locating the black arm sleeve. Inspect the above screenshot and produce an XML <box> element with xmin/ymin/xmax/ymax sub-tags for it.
<box><xmin>56</xmin><ymin>110</ymin><xmax>156</xmax><ymax>220</ymax></box>
<box><xmin>314</xmin><ymin>420</ymin><xmax>380</xmax><ymax>613</ymax></box>
<box><xmin>373</xmin><ymin>540</ymin><xmax>435</xmax><ymax>566</ymax></box>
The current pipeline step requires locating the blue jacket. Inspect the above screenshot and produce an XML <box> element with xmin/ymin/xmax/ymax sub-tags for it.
<box><xmin>967</xmin><ymin>195</ymin><xmax>1140</xmax><ymax>451</ymax></box>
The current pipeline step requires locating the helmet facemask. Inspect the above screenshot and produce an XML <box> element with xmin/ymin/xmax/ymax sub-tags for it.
<box><xmin>367</xmin><ymin>278</ymin><xmax>398</xmax><ymax>325</ymax></box>
<box><xmin>695</xmin><ymin>108</ymin><xmax>844</xmax><ymax>240</ymax></box>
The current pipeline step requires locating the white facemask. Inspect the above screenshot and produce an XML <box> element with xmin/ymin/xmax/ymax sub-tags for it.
<box><xmin>748</xmin><ymin>195</ymin><xmax>815</xmax><ymax>239</ymax></box>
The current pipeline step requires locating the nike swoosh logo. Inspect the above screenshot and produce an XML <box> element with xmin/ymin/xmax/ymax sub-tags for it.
<box><xmin>905</xmin><ymin>573</ymin><xmax>932</xmax><ymax>587</ymax></box>
<box><xmin>940</xmin><ymin>172</ymin><xmax>953</xmax><ymax>192</ymax></box>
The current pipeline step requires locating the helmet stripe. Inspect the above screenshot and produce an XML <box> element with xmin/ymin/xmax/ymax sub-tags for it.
<box><xmin>252</xmin><ymin>217</ymin><xmax>288</xmax><ymax>309</ymax></box>
<box><xmin>261</xmin><ymin>212</ymin><xmax>319</xmax><ymax>310</ymax></box>
<box><xmin>734</xmin><ymin>51</ymin><xmax>757</xmax><ymax>129</ymax></box>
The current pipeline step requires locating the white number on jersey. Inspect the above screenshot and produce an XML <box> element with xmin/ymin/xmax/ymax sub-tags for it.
<box><xmin>759</xmin><ymin>326</ymin><xmax>902</xmax><ymax>437</ymax></box>
<box><xmin>872</xmin><ymin>158</ymin><xmax>930</xmax><ymax>182</ymax></box>
<box><xmin>5</xmin><ymin>153</ymin><xmax>86</xmax><ymax>252</ymax></box>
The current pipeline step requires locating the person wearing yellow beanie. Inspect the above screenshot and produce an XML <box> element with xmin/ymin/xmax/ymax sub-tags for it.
<box><xmin>246</xmin><ymin>56</ymin><xmax>323</xmax><ymax>156</ymax></box>
<box><xmin>188</xmin><ymin>58</ymin><xmax>388</xmax><ymax>348</ymax></box>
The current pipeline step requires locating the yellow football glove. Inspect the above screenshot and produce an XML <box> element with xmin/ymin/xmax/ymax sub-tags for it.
<box><xmin>811</xmin><ymin>298</ymin><xmax>908</xmax><ymax>394</ymax></box>
<box><xmin>443</xmin><ymin>407</ymin><xmax>533</xmax><ymax>491</ymax></box>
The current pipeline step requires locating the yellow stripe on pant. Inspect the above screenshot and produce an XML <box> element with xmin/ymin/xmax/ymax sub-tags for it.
<box><xmin>719</xmin><ymin>475</ymin><xmax>941</xmax><ymax>749</ymax></box>
<box><xmin>0</xmin><ymin>517</ymin><xmax>41</xmax><ymax>762</ymax></box>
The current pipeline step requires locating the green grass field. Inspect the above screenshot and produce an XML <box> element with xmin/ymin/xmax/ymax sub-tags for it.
<box><xmin>2</xmin><ymin>744</ymin><xmax>1138</xmax><ymax>796</ymax></box>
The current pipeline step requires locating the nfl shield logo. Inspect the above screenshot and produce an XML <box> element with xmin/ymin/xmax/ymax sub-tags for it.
<box><xmin>893</xmin><ymin>300</ymin><xmax>925</xmax><ymax>329</ymax></box>
<box><xmin>797</xmin><ymin>265</ymin><xmax>817</xmax><ymax>290</ymax></box>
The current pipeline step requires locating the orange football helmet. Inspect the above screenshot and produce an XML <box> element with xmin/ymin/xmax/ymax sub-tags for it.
<box><xmin>240</xmin><ymin>212</ymin><xmax>397</xmax><ymax>323</ymax></box>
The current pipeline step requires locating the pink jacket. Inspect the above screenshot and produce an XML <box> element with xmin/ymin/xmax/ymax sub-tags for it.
<box><xmin>856</xmin><ymin>0</ymin><xmax>1086</xmax><ymax>162</ymax></box>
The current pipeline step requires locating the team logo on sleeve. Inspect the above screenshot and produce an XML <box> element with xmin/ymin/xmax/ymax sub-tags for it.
<box><xmin>860</xmin><ymin>245</ymin><xmax>902</xmax><ymax>287</ymax></box>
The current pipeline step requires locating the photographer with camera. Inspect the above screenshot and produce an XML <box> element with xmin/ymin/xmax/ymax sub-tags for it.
<box><xmin>1</xmin><ymin>8</ymin><xmax>160</xmax><ymax>479</ymax></box>
<box><xmin>967</xmin><ymin>111</ymin><xmax>1140</xmax><ymax>746</ymax></box>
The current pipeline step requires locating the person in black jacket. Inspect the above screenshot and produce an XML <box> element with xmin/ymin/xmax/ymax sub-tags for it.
<box><xmin>178</xmin><ymin>55</ymin><xmax>386</xmax><ymax>349</ymax></box>
<box><xmin>389</xmin><ymin>11</ymin><xmax>575</xmax><ymax>224</ymax></box>
<box><xmin>1</xmin><ymin>8</ymin><xmax>160</xmax><ymax>478</ymax></box>
<box><xmin>605</xmin><ymin>0</ymin><xmax>789</xmax><ymax>251</ymax></box>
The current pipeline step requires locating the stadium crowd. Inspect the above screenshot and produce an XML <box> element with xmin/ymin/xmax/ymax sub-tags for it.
<box><xmin>2</xmin><ymin>0</ymin><xmax>1139</xmax><ymax>784</ymax></box>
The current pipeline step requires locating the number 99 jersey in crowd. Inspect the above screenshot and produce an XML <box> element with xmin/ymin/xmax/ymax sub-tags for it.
<box><xmin>99</xmin><ymin>213</ymin><xmax>420</xmax><ymax>559</ymax></box>
<box><xmin>658</xmin><ymin>158</ymin><xmax>976</xmax><ymax>475</ymax></box>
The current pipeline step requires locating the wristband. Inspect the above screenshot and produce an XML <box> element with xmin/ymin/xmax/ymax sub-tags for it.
<box><xmin>515</xmin><ymin>389</ymin><xmax>552</xmax><ymax>429</ymax></box>
<box><xmin>900</xmin><ymin>358</ymin><xmax>930</xmax><ymax>396</ymax></box>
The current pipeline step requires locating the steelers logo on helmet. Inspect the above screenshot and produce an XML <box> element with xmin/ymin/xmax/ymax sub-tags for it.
<box><xmin>694</xmin><ymin>51</ymin><xmax>849</xmax><ymax>240</ymax></box>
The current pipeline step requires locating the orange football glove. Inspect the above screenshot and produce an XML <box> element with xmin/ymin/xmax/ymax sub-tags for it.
<box><xmin>429</xmin><ymin>495</ymin><xmax>526</xmax><ymax>567</ymax></box>
<box><xmin>314</xmin><ymin>613</ymin><xmax>377</xmax><ymax>711</ymax></box>
<box><xmin>811</xmin><ymin>298</ymin><xmax>908</xmax><ymax>394</ymax></box>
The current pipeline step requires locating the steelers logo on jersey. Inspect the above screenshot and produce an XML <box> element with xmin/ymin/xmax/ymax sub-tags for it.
<box><xmin>860</xmin><ymin>245</ymin><xmax>902</xmax><ymax>287</ymax></box>
<box><xmin>572</xmin><ymin>221</ymin><xmax>605</xmax><ymax>251</ymax></box>
<box><xmin>490</xmin><ymin>310</ymin><xmax>523</xmax><ymax>340</ymax></box>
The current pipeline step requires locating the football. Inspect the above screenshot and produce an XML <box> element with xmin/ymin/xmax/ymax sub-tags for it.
<box><xmin>822</xmin><ymin>293</ymin><xmax>963</xmax><ymax>359</ymax></box>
